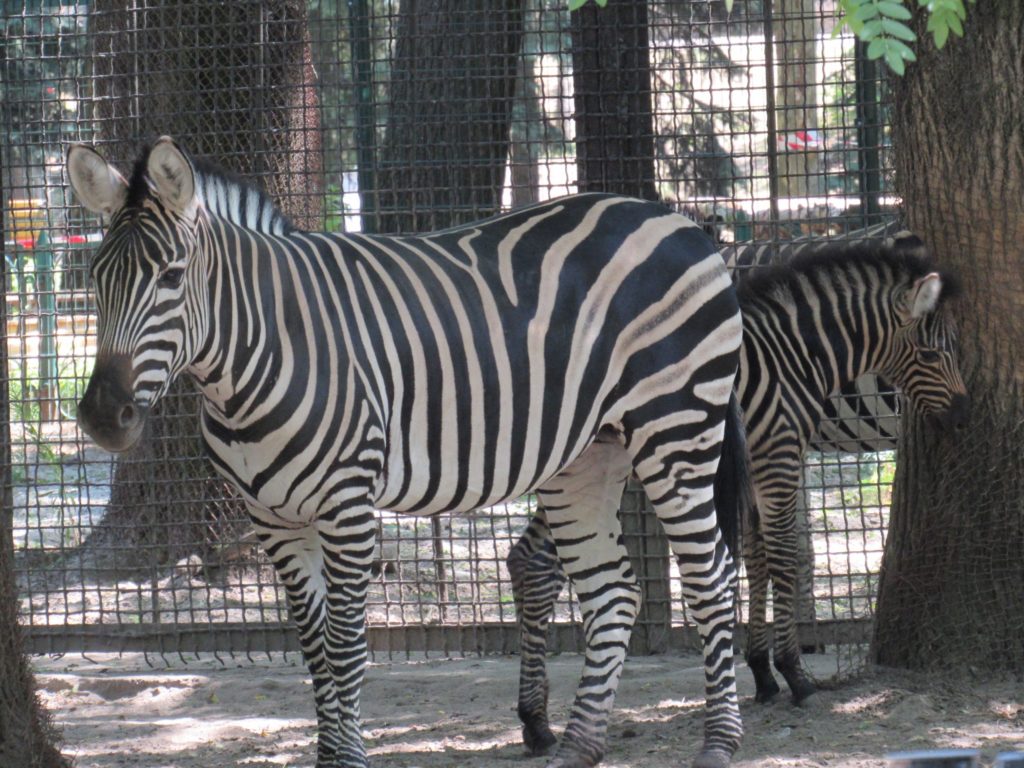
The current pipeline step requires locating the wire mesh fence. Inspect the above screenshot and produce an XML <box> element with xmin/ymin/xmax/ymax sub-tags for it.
<box><xmin>3</xmin><ymin>0</ymin><xmax>897</xmax><ymax>667</ymax></box>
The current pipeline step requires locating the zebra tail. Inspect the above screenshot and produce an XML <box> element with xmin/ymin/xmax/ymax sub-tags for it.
<box><xmin>713</xmin><ymin>390</ymin><xmax>754</xmax><ymax>565</ymax></box>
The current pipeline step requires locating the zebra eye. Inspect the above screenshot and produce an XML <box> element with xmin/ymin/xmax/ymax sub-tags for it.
<box><xmin>918</xmin><ymin>349</ymin><xmax>942</xmax><ymax>363</ymax></box>
<box><xmin>158</xmin><ymin>267</ymin><xmax>185</xmax><ymax>290</ymax></box>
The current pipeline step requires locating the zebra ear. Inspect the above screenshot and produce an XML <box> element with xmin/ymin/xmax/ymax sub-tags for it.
<box><xmin>67</xmin><ymin>145</ymin><xmax>128</xmax><ymax>217</ymax></box>
<box><xmin>907</xmin><ymin>272</ymin><xmax>944</xmax><ymax>319</ymax></box>
<box><xmin>147</xmin><ymin>137</ymin><xmax>197</xmax><ymax>217</ymax></box>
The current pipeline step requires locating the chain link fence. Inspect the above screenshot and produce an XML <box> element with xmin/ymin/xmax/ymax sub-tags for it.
<box><xmin>2</xmin><ymin>0</ymin><xmax>897</xmax><ymax>668</ymax></box>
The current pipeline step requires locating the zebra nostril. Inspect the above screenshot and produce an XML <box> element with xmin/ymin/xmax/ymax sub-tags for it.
<box><xmin>117</xmin><ymin>403</ymin><xmax>139</xmax><ymax>430</ymax></box>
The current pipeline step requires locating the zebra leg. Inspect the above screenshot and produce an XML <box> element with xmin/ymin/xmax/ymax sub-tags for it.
<box><xmin>317</xmin><ymin>505</ymin><xmax>378</xmax><ymax>767</ymax></box>
<box><xmin>760</xmin><ymin>498</ymin><xmax>817</xmax><ymax>704</ymax></box>
<box><xmin>507</xmin><ymin>510</ymin><xmax>566</xmax><ymax>756</ymax></box>
<box><xmin>743</xmin><ymin>510</ymin><xmax>781</xmax><ymax>703</ymax></box>
<box><xmin>538</xmin><ymin>439</ymin><xmax>635</xmax><ymax>768</ymax></box>
<box><xmin>249</xmin><ymin>515</ymin><xmax>345</xmax><ymax>766</ymax></box>
<box><xmin>630</xmin><ymin>436</ymin><xmax>742</xmax><ymax>766</ymax></box>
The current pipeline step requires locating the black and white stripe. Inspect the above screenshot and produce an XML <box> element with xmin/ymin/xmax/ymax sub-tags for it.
<box><xmin>508</xmin><ymin>232</ymin><xmax>968</xmax><ymax>739</ymax></box>
<box><xmin>70</xmin><ymin>137</ymin><xmax>749</xmax><ymax>768</ymax></box>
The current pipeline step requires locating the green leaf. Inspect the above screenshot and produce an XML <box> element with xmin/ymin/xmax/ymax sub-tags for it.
<box><xmin>932</xmin><ymin>20</ymin><xmax>950</xmax><ymax>47</ymax></box>
<box><xmin>884</xmin><ymin>47</ymin><xmax>906</xmax><ymax>75</ymax></box>
<box><xmin>854</xmin><ymin>3</ymin><xmax>881</xmax><ymax>21</ymax></box>
<box><xmin>724</xmin><ymin>0</ymin><xmax>734</xmax><ymax>11</ymax></box>
<box><xmin>881</xmin><ymin>18</ymin><xmax>917</xmax><ymax>41</ymax></box>
<box><xmin>946</xmin><ymin>11</ymin><xmax>964</xmax><ymax>36</ymax></box>
<box><xmin>567</xmin><ymin>0</ymin><xmax>588</xmax><ymax>10</ymax></box>
<box><xmin>866</xmin><ymin>36</ymin><xmax>888</xmax><ymax>59</ymax></box>
<box><xmin>862</xmin><ymin>18</ymin><xmax>885</xmax><ymax>38</ymax></box>
<box><xmin>877</xmin><ymin>1</ymin><xmax>913</xmax><ymax>20</ymax></box>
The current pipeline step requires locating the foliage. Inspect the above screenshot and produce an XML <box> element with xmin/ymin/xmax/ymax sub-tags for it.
<box><xmin>569</xmin><ymin>0</ymin><xmax>975</xmax><ymax>76</ymax></box>
<box><xmin>835</xmin><ymin>0</ymin><xmax>976</xmax><ymax>75</ymax></box>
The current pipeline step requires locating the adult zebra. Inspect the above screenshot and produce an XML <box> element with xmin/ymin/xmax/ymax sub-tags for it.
<box><xmin>507</xmin><ymin>234</ymin><xmax>969</xmax><ymax>754</ymax></box>
<box><xmin>67</xmin><ymin>137</ymin><xmax>750</xmax><ymax>768</ymax></box>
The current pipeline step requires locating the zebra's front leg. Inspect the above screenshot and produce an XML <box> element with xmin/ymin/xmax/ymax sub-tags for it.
<box><xmin>249</xmin><ymin>514</ymin><xmax>346</xmax><ymax>766</ymax></box>
<box><xmin>632</xmin><ymin>434</ymin><xmax>742</xmax><ymax>765</ymax></box>
<box><xmin>760</xmin><ymin>500</ymin><xmax>816</xmax><ymax>705</ymax></box>
<box><xmin>317</xmin><ymin>505</ymin><xmax>378</xmax><ymax>767</ymax></box>
<box><xmin>538</xmin><ymin>439</ymin><xmax>635</xmax><ymax>768</ymax></box>
<box><xmin>507</xmin><ymin>510</ymin><xmax>566</xmax><ymax>756</ymax></box>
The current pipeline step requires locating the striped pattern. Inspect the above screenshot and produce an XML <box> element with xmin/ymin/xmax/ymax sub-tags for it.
<box><xmin>722</xmin><ymin>223</ymin><xmax>906</xmax><ymax>453</ymax></box>
<box><xmin>70</xmin><ymin>139</ymin><xmax>748</xmax><ymax>768</ymax></box>
<box><xmin>509</xmin><ymin>235</ymin><xmax>968</xmax><ymax>739</ymax></box>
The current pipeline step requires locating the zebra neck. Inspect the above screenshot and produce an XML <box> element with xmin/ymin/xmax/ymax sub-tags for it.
<box><xmin>187</xmin><ymin>218</ymin><xmax>300</xmax><ymax>413</ymax></box>
<box><xmin>743</xmin><ymin>285</ymin><xmax>890</xmax><ymax>402</ymax></box>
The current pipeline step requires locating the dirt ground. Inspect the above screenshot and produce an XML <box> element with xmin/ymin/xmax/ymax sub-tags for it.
<box><xmin>35</xmin><ymin>651</ymin><xmax>1024</xmax><ymax>768</ymax></box>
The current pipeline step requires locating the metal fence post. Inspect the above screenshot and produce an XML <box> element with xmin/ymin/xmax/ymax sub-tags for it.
<box><xmin>33</xmin><ymin>231</ymin><xmax>57</xmax><ymax>422</ymax></box>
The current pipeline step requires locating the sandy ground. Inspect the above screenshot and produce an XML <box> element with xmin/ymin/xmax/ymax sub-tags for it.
<box><xmin>35</xmin><ymin>651</ymin><xmax>1024</xmax><ymax>768</ymax></box>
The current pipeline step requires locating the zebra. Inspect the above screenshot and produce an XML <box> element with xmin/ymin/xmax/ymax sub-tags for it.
<box><xmin>67</xmin><ymin>136</ymin><xmax>750</xmax><ymax>768</ymax></box>
<box><xmin>507</xmin><ymin>233</ymin><xmax>969</xmax><ymax>753</ymax></box>
<box><xmin>723</xmin><ymin>224</ymin><xmax>906</xmax><ymax>454</ymax></box>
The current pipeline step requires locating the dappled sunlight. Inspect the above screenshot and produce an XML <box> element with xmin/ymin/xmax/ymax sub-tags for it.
<box><xmin>831</xmin><ymin>689</ymin><xmax>897</xmax><ymax>715</ymax></box>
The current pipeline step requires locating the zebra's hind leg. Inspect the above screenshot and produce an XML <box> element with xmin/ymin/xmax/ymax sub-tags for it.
<box><xmin>249</xmin><ymin>514</ymin><xmax>347</xmax><ymax>767</ymax></box>
<box><xmin>537</xmin><ymin>438</ymin><xmax>635</xmax><ymax>768</ymax></box>
<box><xmin>628</xmin><ymin>419</ymin><xmax>742</xmax><ymax>765</ymax></box>
<box><xmin>743</xmin><ymin>513</ymin><xmax>781</xmax><ymax>704</ymax></box>
<box><xmin>507</xmin><ymin>510</ymin><xmax>566</xmax><ymax>756</ymax></box>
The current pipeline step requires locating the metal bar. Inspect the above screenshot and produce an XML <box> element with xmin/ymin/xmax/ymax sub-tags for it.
<box><xmin>23</xmin><ymin>618</ymin><xmax>873</xmax><ymax>656</ymax></box>
<box><xmin>855</xmin><ymin>40</ymin><xmax>883</xmax><ymax>226</ymax></box>
<box><xmin>32</xmin><ymin>231</ymin><xmax>56</xmax><ymax>421</ymax></box>
<box><xmin>762</xmin><ymin>0</ymin><xmax>782</xmax><ymax>243</ymax></box>
<box><xmin>348</xmin><ymin>0</ymin><xmax>377</xmax><ymax>233</ymax></box>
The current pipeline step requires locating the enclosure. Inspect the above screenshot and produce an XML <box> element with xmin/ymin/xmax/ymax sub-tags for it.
<box><xmin>2</xmin><ymin>0</ymin><xmax>1020</xmax><ymax>765</ymax></box>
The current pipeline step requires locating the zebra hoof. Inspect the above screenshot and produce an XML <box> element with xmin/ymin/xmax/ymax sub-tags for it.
<box><xmin>752</xmin><ymin>673</ymin><xmax>781</xmax><ymax>704</ymax></box>
<box><xmin>692</xmin><ymin>749</ymin><xmax>732</xmax><ymax>768</ymax></box>
<box><xmin>792</xmin><ymin>684</ymin><xmax>820</xmax><ymax>707</ymax></box>
<box><xmin>790</xmin><ymin>684</ymin><xmax>823</xmax><ymax>708</ymax></box>
<box><xmin>523</xmin><ymin>722</ymin><xmax>558</xmax><ymax>756</ymax></box>
<box><xmin>754</xmin><ymin>683</ymin><xmax>781</xmax><ymax>704</ymax></box>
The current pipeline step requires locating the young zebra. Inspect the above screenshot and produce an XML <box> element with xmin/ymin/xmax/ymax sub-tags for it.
<box><xmin>724</xmin><ymin>225</ymin><xmax>908</xmax><ymax>454</ymax></box>
<box><xmin>507</xmin><ymin>235</ymin><xmax>969</xmax><ymax>754</ymax></box>
<box><xmin>67</xmin><ymin>137</ymin><xmax>750</xmax><ymax>768</ymax></box>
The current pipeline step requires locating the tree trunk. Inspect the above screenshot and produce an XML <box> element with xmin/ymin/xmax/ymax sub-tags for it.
<box><xmin>80</xmin><ymin>0</ymin><xmax>323</xmax><ymax>573</ymax></box>
<box><xmin>375</xmin><ymin>0</ymin><xmax>526</xmax><ymax>233</ymax></box>
<box><xmin>1</xmin><ymin>238</ymin><xmax>67</xmax><ymax>767</ymax></box>
<box><xmin>570</xmin><ymin>0</ymin><xmax>657</xmax><ymax>200</ymax></box>
<box><xmin>773</xmin><ymin>0</ymin><xmax>822</xmax><ymax>198</ymax></box>
<box><xmin>872</xmin><ymin>1</ymin><xmax>1024</xmax><ymax>671</ymax></box>
<box><xmin>570</xmin><ymin>0</ymin><xmax>668</xmax><ymax>654</ymax></box>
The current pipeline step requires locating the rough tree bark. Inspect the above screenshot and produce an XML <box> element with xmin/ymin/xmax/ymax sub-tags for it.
<box><xmin>773</xmin><ymin>0</ymin><xmax>821</xmax><ymax>197</ymax></box>
<box><xmin>1</xmin><ymin>238</ymin><xmax>66</xmax><ymax>766</ymax></box>
<box><xmin>375</xmin><ymin>0</ymin><xmax>526</xmax><ymax>233</ymax></box>
<box><xmin>80</xmin><ymin>0</ymin><xmax>323</xmax><ymax>572</ymax></box>
<box><xmin>872</xmin><ymin>1</ymin><xmax>1024</xmax><ymax>670</ymax></box>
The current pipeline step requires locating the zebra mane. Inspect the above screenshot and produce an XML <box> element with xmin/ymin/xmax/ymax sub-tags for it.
<box><xmin>125</xmin><ymin>145</ymin><xmax>293</xmax><ymax>236</ymax></box>
<box><xmin>737</xmin><ymin>237</ymin><xmax>962</xmax><ymax>305</ymax></box>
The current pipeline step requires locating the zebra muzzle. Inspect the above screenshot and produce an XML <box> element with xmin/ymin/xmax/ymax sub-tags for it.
<box><xmin>929</xmin><ymin>392</ymin><xmax>970</xmax><ymax>433</ymax></box>
<box><xmin>77</xmin><ymin>357</ymin><xmax>149</xmax><ymax>453</ymax></box>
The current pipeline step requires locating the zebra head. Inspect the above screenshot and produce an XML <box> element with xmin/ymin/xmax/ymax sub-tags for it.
<box><xmin>68</xmin><ymin>138</ymin><xmax>209</xmax><ymax>452</ymax></box>
<box><xmin>878</xmin><ymin>244</ymin><xmax>969</xmax><ymax>432</ymax></box>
